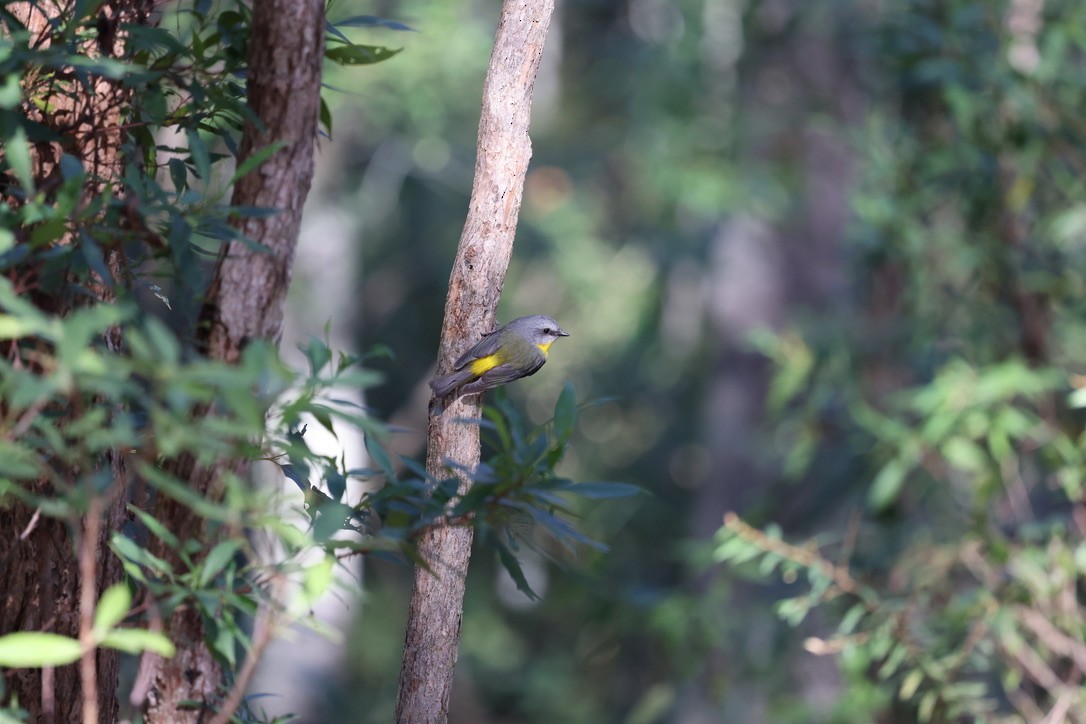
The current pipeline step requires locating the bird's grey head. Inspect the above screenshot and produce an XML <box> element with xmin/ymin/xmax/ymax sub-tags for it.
<box><xmin>506</xmin><ymin>315</ymin><xmax>570</xmax><ymax>346</ymax></box>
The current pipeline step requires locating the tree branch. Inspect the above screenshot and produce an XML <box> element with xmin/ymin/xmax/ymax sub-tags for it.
<box><xmin>144</xmin><ymin>0</ymin><xmax>325</xmax><ymax>718</ymax></box>
<box><xmin>395</xmin><ymin>1</ymin><xmax>555</xmax><ymax>721</ymax></box>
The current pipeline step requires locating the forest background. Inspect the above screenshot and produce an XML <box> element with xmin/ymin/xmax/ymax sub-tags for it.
<box><xmin>3</xmin><ymin>0</ymin><xmax>1086</xmax><ymax>722</ymax></box>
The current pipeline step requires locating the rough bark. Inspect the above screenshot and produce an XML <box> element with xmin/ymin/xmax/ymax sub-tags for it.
<box><xmin>394</xmin><ymin>1</ymin><xmax>555</xmax><ymax>721</ymax></box>
<box><xmin>0</xmin><ymin>3</ymin><xmax>150</xmax><ymax>721</ymax></box>
<box><xmin>140</xmin><ymin>1</ymin><xmax>325</xmax><ymax>720</ymax></box>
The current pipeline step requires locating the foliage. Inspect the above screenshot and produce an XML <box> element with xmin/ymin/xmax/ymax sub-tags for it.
<box><xmin>0</xmin><ymin>2</ymin><xmax>628</xmax><ymax>720</ymax></box>
<box><xmin>717</xmin><ymin>0</ymin><xmax>1086</xmax><ymax>721</ymax></box>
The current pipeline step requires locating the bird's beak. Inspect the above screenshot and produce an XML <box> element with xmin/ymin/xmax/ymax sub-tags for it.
<box><xmin>557</xmin><ymin>328</ymin><xmax>570</xmax><ymax>337</ymax></box>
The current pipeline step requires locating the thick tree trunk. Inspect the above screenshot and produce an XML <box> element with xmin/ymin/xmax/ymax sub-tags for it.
<box><xmin>394</xmin><ymin>1</ymin><xmax>555</xmax><ymax>721</ymax></box>
<box><xmin>140</xmin><ymin>1</ymin><xmax>325</xmax><ymax>721</ymax></box>
<box><xmin>0</xmin><ymin>2</ymin><xmax>151</xmax><ymax>721</ymax></box>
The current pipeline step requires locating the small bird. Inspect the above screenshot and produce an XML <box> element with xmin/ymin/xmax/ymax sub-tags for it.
<box><xmin>430</xmin><ymin>315</ymin><xmax>570</xmax><ymax>401</ymax></box>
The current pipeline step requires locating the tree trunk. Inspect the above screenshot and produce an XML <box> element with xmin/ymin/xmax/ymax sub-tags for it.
<box><xmin>395</xmin><ymin>1</ymin><xmax>555</xmax><ymax>721</ymax></box>
<box><xmin>0</xmin><ymin>2</ymin><xmax>151</xmax><ymax>720</ymax></box>
<box><xmin>139</xmin><ymin>1</ymin><xmax>326</xmax><ymax>721</ymax></box>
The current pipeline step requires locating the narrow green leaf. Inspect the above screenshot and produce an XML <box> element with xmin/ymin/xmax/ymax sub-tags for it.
<box><xmin>319</xmin><ymin>95</ymin><xmax>333</xmax><ymax>137</ymax></box>
<box><xmin>868</xmin><ymin>458</ymin><xmax>908</xmax><ymax>511</ymax></box>
<box><xmin>99</xmin><ymin>629</ymin><xmax>176</xmax><ymax>657</ymax></box>
<box><xmin>302</xmin><ymin>336</ymin><xmax>332</xmax><ymax>377</ymax></box>
<box><xmin>333</xmin><ymin>15</ymin><xmax>417</xmax><ymax>32</ymax></box>
<box><xmin>900</xmin><ymin>668</ymin><xmax>924</xmax><ymax>701</ymax></box>
<box><xmin>365</xmin><ymin>436</ymin><xmax>397</xmax><ymax>482</ymax></box>
<box><xmin>312</xmin><ymin>500</ymin><xmax>353</xmax><ymax>542</ymax></box>
<box><xmin>0</xmin><ymin>632</ymin><xmax>83</xmax><ymax>667</ymax></box>
<box><xmin>167</xmin><ymin>157</ymin><xmax>187</xmax><ymax>192</ymax></box>
<box><xmin>92</xmin><ymin>583</ymin><xmax>132</xmax><ymax>636</ymax></box>
<box><xmin>494</xmin><ymin>539</ymin><xmax>538</xmax><ymax>600</ymax></box>
<box><xmin>324</xmin><ymin>44</ymin><xmax>401</xmax><ymax>66</ymax></box>
<box><xmin>325</xmin><ymin>21</ymin><xmax>350</xmax><ymax>44</ymax></box>
<box><xmin>0</xmin><ymin>440</ymin><xmax>41</xmax><ymax>478</ymax></box>
<box><xmin>186</xmin><ymin>128</ymin><xmax>211</xmax><ymax>181</ymax></box>
<box><xmin>560</xmin><ymin>481</ymin><xmax>642</xmax><ymax>499</ymax></box>
<box><xmin>127</xmin><ymin>504</ymin><xmax>180</xmax><ymax>549</ymax></box>
<box><xmin>553</xmin><ymin>381</ymin><xmax>576</xmax><ymax>443</ymax></box>
<box><xmin>0</xmin><ymin>73</ymin><xmax>21</xmax><ymax>109</ymax></box>
<box><xmin>199</xmin><ymin>540</ymin><xmax>241</xmax><ymax>588</ymax></box>
<box><xmin>301</xmin><ymin>555</ymin><xmax>335</xmax><ymax>605</ymax></box>
<box><xmin>210</xmin><ymin>621</ymin><xmax>236</xmax><ymax>668</ymax></box>
<box><xmin>1</xmin><ymin>116</ymin><xmax>34</xmax><ymax>193</ymax></box>
<box><xmin>231</xmin><ymin>141</ymin><xmax>287</xmax><ymax>183</ymax></box>
<box><xmin>326</xmin><ymin>467</ymin><xmax>346</xmax><ymax>501</ymax></box>
<box><xmin>110</xmin><ymin>532</ymin><xmax>175</xmax><ymax>578</ymax></box>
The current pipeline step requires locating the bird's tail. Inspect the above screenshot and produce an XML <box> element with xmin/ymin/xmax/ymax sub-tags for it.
<box><xmin>429</xmin><ymin>368</ymin><xmax>474</xmax><ymax>398</ymax></box>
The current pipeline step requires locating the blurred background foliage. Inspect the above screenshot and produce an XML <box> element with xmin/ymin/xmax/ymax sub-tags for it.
<box><xmin>284</xmin><ymin>0</ymin><xmax>1086</xmax><ymax>721</ymax></box>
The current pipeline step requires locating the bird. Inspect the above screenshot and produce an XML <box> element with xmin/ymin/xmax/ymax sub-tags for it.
<box><xmin>430</xmin><ymin>315</ymin><xmax>570</xmax><ymax>401</ymax></box>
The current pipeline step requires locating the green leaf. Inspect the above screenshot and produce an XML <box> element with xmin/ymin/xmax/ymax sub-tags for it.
<box><xmin>0</xmin><ymin>440</ymin><xmax>41</xmax><ymax>478</ymax></box>
<box><xmin>210</xmin><ymin>621</ymin><xmax>237</xmax><ymax>669</ymax></box>
<box><xmin>918</xmin><ymin>690</ymin><xmax>938</xmax><ymax>722</ymax></box>
<box><xmin>553</xmin><ymin>381</ymin><xmax>576</xmax><ymax>443</ymax></box>
<box><xmin>899</xmin><ymin>668</ymin><xmax>924</xmax><ymax>700</ymax></box>
<box><xmin>1</xmin><ymin>115</ymin><xmax>34</xmax><ymax>193</ymax></box>
<box><xmin>29</xmin><ymin>218</ymin><xmax>66</xmax><ymax>247</ymax></box>
<box><xmin>868</xmin><ymin>457</ymin><xmax>908</xmax><ymax>511</ymax></box>
<box><xmin>0</xmin><ymin>632</ymin><xmax>83</xmax><ymax>667</ymax></box>
<box><xmin>324</xmin><ymin>44</ymin><xmax>401</xmax><ymax>66</ymax></box>
<box><xmin>93</xmin><ymin>583</ymin><xmax>132</xmax><ymax>636</ymax></box>
<box><xmin>325</xmin><ymin>467</ymin><xmax>346</xmax><ymax>501</ymax></box>
<box><xmin>325</xmin><ymin>21</ymin><xmax>350</xmax><ymax>44</ymax></box>
<box><xmin>941</xmin><ymin>436</ymin><xmax>987</xmax><ymax>472</ymax></box>
<box><xmin>199</xmin><ymin>540</ymin><xmax>241</xmax><ymax>588</ymax></box>
<box><xmin>186</xmin><ymin>128</ymin><xmax>211</xmax><ymax>181</ymax></box>
<box><xmin>319</xmin><ymin>95</ymin><xmax>333</xmax><ymax>137</ymax></box>
<box><xmin>99</xmin><ymin>629</ymin><xmax>176</xmax><ymax>657</ymax></box>
<box><xmin>559</xmin><ymin>481</ymin><xmax>643</xmax><ymax>499</ymax></box>
<box><xmin>110</xmin><ymin>532</ymin><xmax>174</xmax><ymax>578</ymax></box>
<box><xmin>301</xmin><ymin>555</ymin><xmax>335</xmax><ymax>605</ymax></box>
<box><xmin>332</xmin><ymin>15</ymin><xmax>417</xmax><ymax>32</ymax></box>
<box><xmin>302</xmin><ymin>336</ymin><xmax>332</xmax><ymax>377</ymax></box>
<box><xmin>365</xmin><ymin>435</ymin><xmax>397</xmax><ymax>483</ymax></box>
<box><xmin>127</xmin><ymin>504</ymin><xmax>180</xmax><ymax>549</ymax></box>
<box><xmin>0</xmin><ymin>73</ymin><xmax>22</xmax><ymax>109</ymax></box>
<box><xmin>838</xmin><ymin>603</ymin><xmax>867</xmax><ymax>635</ymax></box>
<box><xmin>493</xmin><ymin>537</ymin><xmax>539</xmax><ymax>600</ymax></box>
<box><xmin>168</xmin><ymin>157</ymin><xmax>187</xmax><ymax>192</ymax></box>
<box><xmin>312</xmin><ymin>500</ymin><xmax>354</xmax><ymax>542</ymax></box>
<box><xmin>231</xmin><ymin>141</ymin><xmax>287</xmax><ymax>183</ymax></box>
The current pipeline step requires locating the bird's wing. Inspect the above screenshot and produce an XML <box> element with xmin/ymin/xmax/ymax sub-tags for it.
<box><xmin>452</xmin><ymin>328</ymin><xmax>503</xmax><ymax>369</ymax></box>
<box><xmin>459</xmin><ymin>356</ymin><xmax>546</xmax><ymax>395</ymax></box>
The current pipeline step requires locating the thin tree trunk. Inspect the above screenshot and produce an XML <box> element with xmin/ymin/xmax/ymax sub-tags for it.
<box><xmin>140</xmin><ymin>1</ymin><xmax>325</xmax><ymax>720</ymax></box>
<box><xmin>395</xmin><ymin>1</ymin><xmax>555</xmax><ymax>721</ymax></box>
<box><xmin>0</xmin><ymin>2</ymin><xmax>151</xmax><ymax>720</ymax></box>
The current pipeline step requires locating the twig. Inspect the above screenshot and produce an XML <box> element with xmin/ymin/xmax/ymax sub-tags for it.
<box><xmin>1015</xmin><ymin>605</ymin><xmax>1086</xmax><ymax>674</ymax></box>
<box><xmin>207</xmin><ymin>595</ymin><xmax>279</xmax><ymax>724</ymax></box>
<box><xmin>79</xmin><ymin>496</ymin><xmax>103</xmax><ymax>724</ymax></box>
<box><xmin>18</xmin><ymin>507</ymin><xmax>41</xmax><ymax>541</ymax></box>
<box><xmin>1001</xmin><ymin>638</ymin><xmax>1064</xmax><ymax>693</ymax></box>
<box><xmin>128</xmin><ymin>601</ymin><xmax>164</xmax><ymax>710</ymax></box>
<box><xmin>395</xmin><ymin>0</ymin><xmax>556</xmax><ymax>719</ymax></box>
<box><xmin>1041</xmin><ymin>688</ymin><xmax>1076</xmax><ymax>724</ymax></box>
<box><xmin>1008</xmin><ymin>688</ymin><xmax>1047</xmax><ymax>723</ymax></box>
<box><xmin>722</xmin><ymin>511</ymin><xmax>871</xmax><ymax>603</ymax></box>
<box><xmin>7</xmin><ymin>396</ymin><xmax>48</xmax><ymax>440</ymax></box>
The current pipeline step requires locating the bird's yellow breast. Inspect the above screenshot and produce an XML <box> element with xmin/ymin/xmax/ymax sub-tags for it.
<box><xmin>536</xmin><ymin>341</ymin><xmax>553</xmax><ymax>356</ymax></box>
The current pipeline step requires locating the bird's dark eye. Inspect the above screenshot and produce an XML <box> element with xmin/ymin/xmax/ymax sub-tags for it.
<box><xmin>543</xmin><ymin>328</ymin><xmax>552</xmax><ymax>334</ymax></box>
